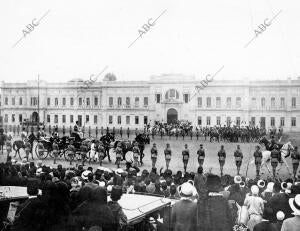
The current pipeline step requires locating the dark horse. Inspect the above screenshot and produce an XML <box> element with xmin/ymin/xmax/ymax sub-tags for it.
<box><xmin>259</xmin><ymin>136</ymin><xmax>283</xmax><ymax>152</ymax></box>
<box><xmin>99</xmin><ymin>133</ymin><xmax>115</xmax><ymax>162</ymax></box>
<box><xmin>12</xmin><ymin>133</ymin><xmax>36</xmax><ymax>159</ymax></box>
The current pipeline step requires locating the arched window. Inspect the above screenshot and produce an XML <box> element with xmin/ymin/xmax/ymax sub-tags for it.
<box><xmin>165</xmin><ymin>89</ymin><xmax>179</xmax><ymax>100</ymax></box>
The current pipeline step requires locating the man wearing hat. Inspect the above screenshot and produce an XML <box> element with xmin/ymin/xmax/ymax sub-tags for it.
<box><xmin>150</xmin><ymin>143</ymin><xmax>158</xmax><ymax>169</ymax></box>
<box><xmin>234</xmin><ymin>145</ymin><xmax>243</xmax><ymax>175</ymax></box>
<box><xmin>271</xmin><ymin>146</ymin><xmax>280</xmax><ymax>177</ymax></box>
<box><xmin>291</xmin><ymin>146</ymin><xmax>300</xmax><ymax>178</ymax></box>
<box><xmin>132</xmin><ymin>142</ymin><xmax>140</xmax><ymax>167</ymax></box>
<box><xmin>197</xmin><ymin>144</ymin><xmax>205</xmax><ymax>167</ymax></box>
<box><xmin>254</xmin><ymin>145</ymin><xmax>263</xmax><ymax>177</ymax></box>
<box><xmin>218</xmin><ymin>145</ymin><xmax>226</xmax><ymax>176</ymax></box>
<box><xmin>171</xmin><ymin>182</ymin><xmax>198</xmax><ymax>231</ymax></box>
<box><xmin>115</xmin><ymin>142</ymin><xmax>123</xmax><ymax>168</ymax></box>
<box><xmin>164</xmin><ymin>143</ymin><xmax>172</xmax><ymax>170</ymax></box>
<box><xmin>281</xmin><ymin>194</ymin><xmax>300</xmax><ymax>231</ymax></box>
<box><xmin>97</xmin><ymin>141</ymin><xmax>105</xmax><ymax>166</ymax></box>
<box><xmin>182</xmin><ymin>144</ymin><xmax>190</xmax><ymax>173</ymax></box>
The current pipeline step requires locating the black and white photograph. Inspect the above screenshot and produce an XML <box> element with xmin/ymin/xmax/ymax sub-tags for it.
<box><xmin>1</xmin><ymin>0</ymin><xmax>300</xmax><ymax>230</ymax></box>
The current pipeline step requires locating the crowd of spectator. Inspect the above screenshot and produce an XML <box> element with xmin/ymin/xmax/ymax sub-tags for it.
<box><xmin>0</xmin><ymin>156</ymin><xmax>300</xmax><ymax>231</ymax></box>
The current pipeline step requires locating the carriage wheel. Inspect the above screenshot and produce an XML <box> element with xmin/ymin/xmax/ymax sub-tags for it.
<box><xmin>64</xmin><ymin>150</ymin><xmax>75</xmax><ymax>162</ymax></box>
<box><xmin>35</xmin><ymin>143</ymin><xmax>49</xmax><ymax>159</ymax></box>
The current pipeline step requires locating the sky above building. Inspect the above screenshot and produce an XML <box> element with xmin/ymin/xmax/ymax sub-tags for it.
<box><xmin>0</xmin><ymin>0</ymin><xmax>299</xmax><ymax>83</ymax></box>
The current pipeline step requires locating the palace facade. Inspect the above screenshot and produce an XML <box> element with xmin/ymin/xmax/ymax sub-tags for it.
<box><xmin>1</xmin><ymin>75</ymin><xmax>300</xmax><ymax>131</ymax></box>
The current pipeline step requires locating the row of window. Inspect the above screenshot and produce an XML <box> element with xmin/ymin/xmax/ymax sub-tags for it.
<box><xmin>196</xmin><ymin>97</ymin><xmax>297</xmax><ymax>108</ymax></box>
<box><xmin>108</xmin><ymin>115</ymin><xmax>148</xmax><ymax>125</ymax></box>
<box><xmin>108</xmin><ymin>97</ymin><xmax>148</xmax><ymax>107</ymax></box>
<box><xmin>155</xmin><ymin>93</ymin><xmax>190</xmax><ymax>103</ymax></box>
<box><xmin>197</xmin><ymin>116</ymin><xmax>296</xmax><ymax>127</ymax></box>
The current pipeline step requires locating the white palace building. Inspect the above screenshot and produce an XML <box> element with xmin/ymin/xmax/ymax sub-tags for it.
<box><xmin>0</xmin><ymin>74</ymin><xmax>300</xmax><ymax>132</ymax></box>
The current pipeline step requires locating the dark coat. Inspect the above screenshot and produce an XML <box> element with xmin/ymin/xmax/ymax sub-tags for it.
<box><xmin>171</xmin><ymin>199</ymin><xmax>198</xmax><ymax>231</ymax></box>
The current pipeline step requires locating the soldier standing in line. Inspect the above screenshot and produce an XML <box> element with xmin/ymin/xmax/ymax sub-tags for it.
<box><xmin>197</xmin><ymin>144</ymin><xmax>205</xmax><ymax>167</ymax></box>
<box><xmin>52</xmin><ymin>140</ymin><xmax>59</xmax><ymax>164</ymax></box>
<box><xmin>151</xmin><ymin>143</ymin><xmax>158</xmax><ymax>169</ymax></box>
<box><xmin>67</xmin><ymin>140</ymin><xmax>76</xmax><ymax>165</ymax></box>
<box><xmin>127</xmin><ymin>127</ymin><xmax>130</xmax><ymax>139</ymax></box>
<box><xmin>234</xmin><ymin>145</ymin><xmax>243</xmax><ymax>175</ymax></box>
<box><xmin>98</xmin><ymin>141</ymin><xmax>106</xmax><ymax>166</ymax></box>
<box><xmin>182</xmin><ymin>130</ymin><xmax>185</xmax><ymax>140</ymax></box>
<box><xmin>196</xmin><ymin>128</ymin><xmax>199</xmax><ymax>140</ymax></box>
<box><xmin>151</xmin><ymin>128</ymin><xmax>155</xmax><ymax>140</ymax></box>
<box><xmin>80</xmin><ymin>141</ymin><xmax>88</xmax><ymax>166</ymax></box>
<box><xmin>253</xmin><ymin>145</ymin><xmax>262</xmax><ymax>177</ymax></box>
<box><xmin>24</xmin><ymin>139</ymin><xmax>32</xmax><ymax>161</ymax></box>
<box><xmin>291</xmin><ymin>146</ymin><xmax>300</xmax><ymax>178</ymax></box>
<box><xmin>164</xmin><ymin>143</ymin><xmax>172</xmax><ymax>170</ymax></box>
<box><xmin>132</xmin><ymin>142</ymin><xmax>140</xmax><ymax>167</ymax></box>
<box><xmin>175</xmin><ymin>128</ymin><xmax>179</xmax><ymax>140</ymax></box>
<box><xmin>182</xmin><ymin>144</ymin><xmax>190</xmax><ymax>173</ymax></box>
<box><xmin>190</xmin><ymin>129</ymin><xmax>193</xmax><ymax>140</ymax></box>
<box><xmin>115</xmin><ymin>142</ymin><xmax>123</xmax><ymax>168</ymax></box>
<box><xmin>160</xmin><ymin>129</ymin><xmax>163</xmax><ymax>140</ymax></box>
<box><xmin>218</xmin><ymin>145</ymin><xmax>226</xmax><ymax>176</ymax></box>
<box><xmin>270</xmin><ymin>145</ymin><xmax>280</xmax><ymax>178</ymax></box>
<box><xmin>204</xmin><ymin>128</ymin><xmax>207</xmax><ymax>141</ymax></box>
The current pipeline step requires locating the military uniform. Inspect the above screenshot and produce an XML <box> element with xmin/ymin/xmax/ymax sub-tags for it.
<box><xmin>132</xmin><ymin>144</ymin><xmax>140</xmax><ymax>167</ymax></box>
<box><xmin>150</xmin><ymin>144</ymin><xmax>158</xmax><ymax>169</ymax></box>
<box><xmin>253</xmin><ymin>147</ymin><xmax>262</xmax><ymax>177</ymax></box>
<box><xmin>67</xmin><ymin>142</ymin><xmax>76</xmax><ymax>165</ymax></box>
<box><xmin>182</xmin><ymin>146</ymin><xmax>190</xmax><ymax>173</ymax></box>
<box><xmin>291</xmin><ymin>147</ymin><xmax>300</xmax><ymax>177</ymax></box>
<box><xmin>218</xmin><ymin>147</ymin><xmax>226</xmax><ymax>176</ymax></box>
<box><xmin>24</xmin><ymin>140</ymin><xmax>32</xmax><ymax>161</ymax></box>
<box><xmin>97</xmin><ymin>143</ymin><xmax>106</xmax><ymax>166</ymax></box>
<box><xmin>197</xmin><ymin>145</ymin><xmax>205</xmax><ymax>167</ymax></box>
<box><xmin>234</xmin><ymin>146</ymin><xmax>243</xmax><ymax>175</ymax></box>
<box><xmin>52</xmin><ymin>142</ymin><xmax>59</xmax><ymax>164</ymax></box>
<box><xmin>115</xmin><ymin>143</ymin><xmax>123</xmax><ymax>168</ymax></box>
<box><xmin>80</xmin><ymin>143</ymin><xmax>88</xmax><ymax>166</ymax></box>
<box><xmin>164</xmin><ymin>145</ymin><xmax>172</xmax><ymax>169</ymax></box>
<box><xmin>270</xmin><ymin>148</ymin><xmax>280</xmax><ymax>177</ymax></box>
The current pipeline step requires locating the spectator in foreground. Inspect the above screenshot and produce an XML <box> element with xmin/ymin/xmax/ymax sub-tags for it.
<box><xmin>171</xmin><ymin>182</ymin><xmax>197</xmax><ymax>231</ymax></box>
<box><xmin>281</xmin><ymin>194</ymin><xmax>300</xmax><ymax>231</ymax></box>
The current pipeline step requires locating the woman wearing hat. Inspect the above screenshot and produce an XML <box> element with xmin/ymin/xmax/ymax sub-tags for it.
<box><xmin>164</xmin><ymin>143</ymin><xmax>172</xmax><ymax>170</ymax></box>
<box><xmin>171</xmin><ymin>182</ymin><xmax>198</xmax><ymax>231</ymax></box>
<box><xmin>218</xmin><ymin>145</ymin><xmax>226</xmax><ymax>176</ymax></box>
<box><xmin>150</xmin><ymin>143</ymin><xmax>158</xmax><ymax>169</ymax></box>
<box><xmin>281</xmin><ymin>194</ymin><xmax>300</xmax><ymax>231</ymax></box>
<box><xmin>182</xmin><ymin>144</ymin><xmax>190</xmax><ymax>173</ymax></box>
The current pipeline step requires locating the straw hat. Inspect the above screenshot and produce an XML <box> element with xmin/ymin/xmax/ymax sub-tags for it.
<box><xmin>257</xmin><ymin>179</ymin><xmax>265</xmax><ymax>188</ymax></box>
<box><xmin>234</xmin><ymin>175</ymin><xmax>242</xmax><ymax>184</ymax></box>
<box><xmin>81</xmin><ymin>170</ymin><xmax>91</xmax><ymax>180</ymax></box>
<box><xmin>276</xmin><ymin>211</ymin><xmax>285</xmax><ymax>221</ymax></box>
<box><xmin>251</xmin><ymin>185</ymin><xmax>259</xmax><ymax>195</ymax></box>
<box><xmin>178</xmin><ymin>182</ymin><xmax>194</xmax><ymax>198</ymax></box>
<box><xmin>265</xmin><ymin>182</ymin><xmax>274</xmax><ymax>193</ymax></box>
<box><xmin>289</xmin><ymin>194</ymin><xmax>300</xmax><ymax>216</ymax></box>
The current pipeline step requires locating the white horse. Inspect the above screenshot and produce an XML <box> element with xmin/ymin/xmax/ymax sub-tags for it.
<box><xmin>260</xmin><ymin>141</ymin><xmax>294</xmax><ymax>175</ymax></box>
